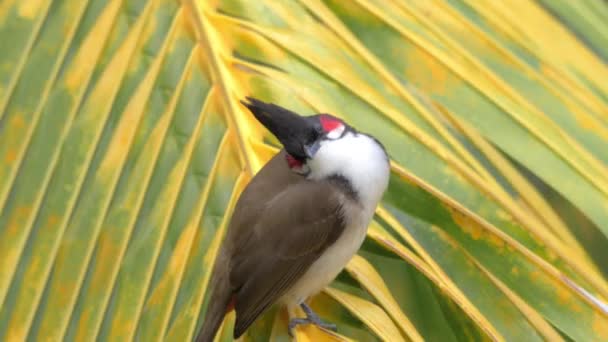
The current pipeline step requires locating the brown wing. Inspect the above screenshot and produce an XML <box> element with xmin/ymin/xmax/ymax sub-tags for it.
<box><xmin>229</xmin><ymin>180</ymin><xmax>346</xmax><ymax>338</ymax></box>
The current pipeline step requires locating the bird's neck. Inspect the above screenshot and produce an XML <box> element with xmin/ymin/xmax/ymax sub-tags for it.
<box><xmin>309</xmin><ymin>133</ymin><xmax>390</xmax><ymax>212</ymax></box>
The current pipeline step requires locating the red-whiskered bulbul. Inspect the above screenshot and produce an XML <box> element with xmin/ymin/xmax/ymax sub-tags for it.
<box><xmin>195</xmin><ymin>97</ymin><xmax>390</xmax><ymax>341</ymax></box>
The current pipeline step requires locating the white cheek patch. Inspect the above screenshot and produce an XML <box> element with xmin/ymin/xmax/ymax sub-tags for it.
<box><xmin>326</xmin><ymin>124</ymin><xmax>345</xmax><ymax>140</ymax></box>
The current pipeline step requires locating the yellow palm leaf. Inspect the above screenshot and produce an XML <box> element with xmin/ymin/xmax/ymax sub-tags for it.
<box><xmin>0</xmin><ymin>0</ymin><xmax>607</xmax><ymax>341</ymax></box>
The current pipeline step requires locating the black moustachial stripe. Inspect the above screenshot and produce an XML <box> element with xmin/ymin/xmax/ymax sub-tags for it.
<box><xmin>328</xmin><ymin>174</ymin><xmax>358</xmax><ymax>202</ymax></box>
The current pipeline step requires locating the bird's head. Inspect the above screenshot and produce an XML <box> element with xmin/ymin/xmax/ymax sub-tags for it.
<box><xmin>241</xmin><ymin>97</ymin><xmax>356</xmax><ymax>176</ymax></box>
<box><xmin>242</xmin><ymin>97</ymin><xmax>389</xmax><ymax>206</ymax></box>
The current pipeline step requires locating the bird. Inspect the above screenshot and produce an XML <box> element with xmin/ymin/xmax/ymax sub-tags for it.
<box><xmin>195</xmin><ymin>97</ymin><xmax>390</xmax><ymax>341</ymax></box>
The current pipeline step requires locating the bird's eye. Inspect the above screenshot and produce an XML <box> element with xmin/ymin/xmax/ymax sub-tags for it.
<box><xmin>308</xmin><ymin>127</ymin><xmax>322</xmax><ymax>143</ymax></box>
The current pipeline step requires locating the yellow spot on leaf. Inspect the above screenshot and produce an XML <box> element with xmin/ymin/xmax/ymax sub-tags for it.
<box><xmin>405</xmin><ymin>47</ymin><xmax>453</xmax><ymax>94</ymax></box>
<box><xmin>6</xmin><ymin>206</ymin><xmax>31</xmax><ymax>237</ymax></box>
<box><xmin>0</xmin><ymin>0</ymin><xmax>18</xmax><ymax>24</ymax></box>
<box><xmin>556</xmin><ymin>285</ymin><xmax>572</xmax><ymax>304</ymax></box>
<box><xmin>46</xmin><ymin>214</ymin><xmax>60</xmax><ymax>227</ymax></box>
<box><xmin>593</xmin><ymin>313</ymin><xmax>608</xmax><ymax>339</ymax></box>
<box><xmin>5</xmin><ymin>149</ymin><xmax>16</xmax><ymax>163</ymax></box>
<box><xmin>555</xmin><ymin>282</ymin><xmax>583</xmax><ymax>313</ymax></box>
<box><xmin>11</xmin><ymin>114</ymin><xmax>25</xmax><ymax>129</ymax></box>
<box><xmin>571</xmin><ymin>107</ymin><xmax>608</xmax><ymax>141</ymax></box>
<box><xmin>446</xmin><ymin>206</ymin><xmax>482</xmax><ymax>240</ymax></box>
<box><xmin>18</xmin><ymin>0</ymin><xmax>43</xmax><ymax>19</ymax></box>
<box><xmin>530</xmin><ymin>270</ymin><xmax>540</xmax><ymax>282</ymax></box>
<box><xmin>445</xmin><ymin>205</ymin><xmax>507</xmax><ymax>251</ymax></box>
<box><xmin>545</xmin><ymin>249</ymin><xmax>558</xmax><ymax>262</ymax></box>
<box><xmin>462</xmin><ymin>223</ymin><xmax>482</xmax><ymax>240</ymax></box>
<box><xmin>6</xmin><ymin>327</ymin><xmax>26</xmax><ymax>342</ymax></box>
<box><xmin>64</xmin><ymin>68</ymin><xmax>83</xmax><ymax>93</ymax></box>
<box><xmin>511</xmin><ymin>267</ymin><xmax>519</xmax><ymax>276</ymax></box>
<box><xmin>487</xmin><ymin>233</ymin><xmax>505</xmax><ymax>249</ymax></box>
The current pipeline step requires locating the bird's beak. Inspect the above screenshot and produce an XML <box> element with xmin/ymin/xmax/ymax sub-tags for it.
<box><xmin>241</xmin><ymin>97</ymin><xmax>320</xmax><ymax>160</ymax></box>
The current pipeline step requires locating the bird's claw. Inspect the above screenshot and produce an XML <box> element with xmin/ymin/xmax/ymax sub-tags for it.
<box><xmin>317</xmin><ymin>321</ymin><xmax>338</xmax><ymax>332</ymax></box>
<box><xmin>288</xmin><ymin>318</ymin><xmax>307</xmax><ymax>336</ymax></box>
<box><xmin>288</xmin><ymin>304</ymin><xmax>337</xmax><ymax>337</ymax></box>
<box><xmin>288</xmin><ymin>317</ymin><xmax>338</xmax><ymax>336</ymax></box>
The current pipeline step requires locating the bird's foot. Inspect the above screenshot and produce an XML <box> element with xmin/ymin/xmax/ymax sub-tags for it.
<box><xmin>288</xmin><ymin>317</ymin><xmax>337</xmax><ymax>335</ymax></box>
<box><xmin>288</xmin><ymin>303</ymin><xmax>337</xmax><ymax>337</ymax></box>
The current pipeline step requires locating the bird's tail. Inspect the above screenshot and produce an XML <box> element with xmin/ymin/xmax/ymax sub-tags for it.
<box><xmin>195</xmin><ymin>253</ymin><xmax>232</xmax><ymax>342</ymax></box>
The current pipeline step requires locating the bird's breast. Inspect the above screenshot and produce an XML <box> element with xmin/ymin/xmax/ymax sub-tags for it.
<box><xmin>281</xmin><ymin>201</ymin><xmax>372</xmax><ymax>306</ymax></box>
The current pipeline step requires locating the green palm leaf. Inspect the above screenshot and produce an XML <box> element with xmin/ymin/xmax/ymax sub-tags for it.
<box><xmin>1</xmin><ymin>0</ymin><xmax>607</xmax><ymax>341</ymax></box>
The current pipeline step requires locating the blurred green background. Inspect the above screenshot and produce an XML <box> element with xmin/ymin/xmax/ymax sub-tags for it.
<box><xmin>0</xmin><ymin>0</ymin><xmax>607</xmax><ymax>341</ymax></box>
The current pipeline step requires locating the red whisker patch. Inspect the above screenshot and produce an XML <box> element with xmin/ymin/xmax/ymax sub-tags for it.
<box><xmin>226</xmin><ymin>295</ymin><xmax>236</xmax><ymax>313</ymax></box>
<box><xmin>286</xmin><ymin>154</ymin><xmax>303</xmax><ymax>168</ymax></box>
